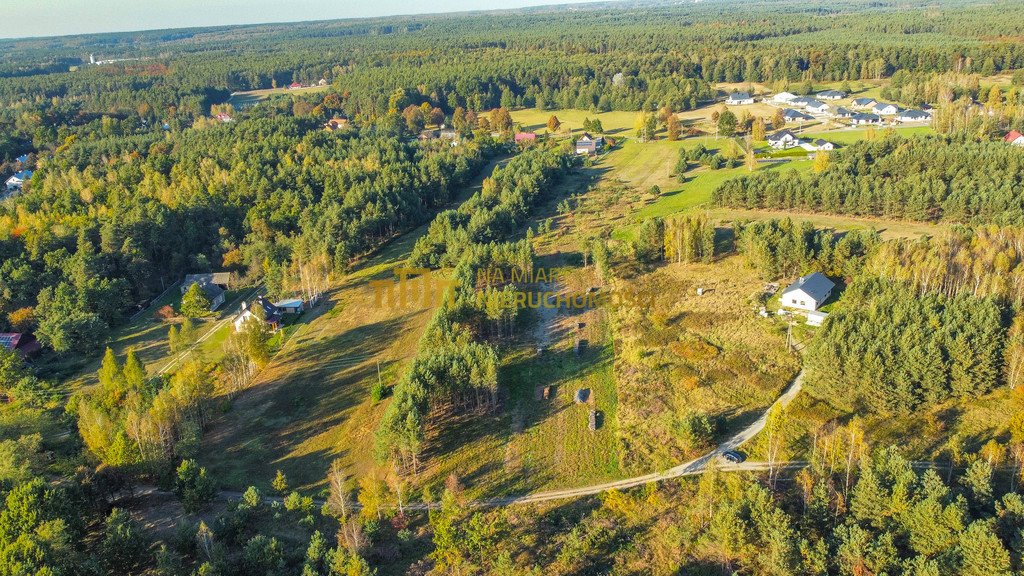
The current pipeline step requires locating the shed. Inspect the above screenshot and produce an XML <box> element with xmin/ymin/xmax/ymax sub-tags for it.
<box><xmin>575</xmin><ymin>388</ymin><xmax>590</xmax><ymax>404</ymax></box>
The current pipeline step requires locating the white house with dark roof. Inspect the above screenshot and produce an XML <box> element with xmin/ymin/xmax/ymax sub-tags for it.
<box><xmin>780</xmin><ymin>272</ymin><xmax>835</xmax><ymax>312</ymax></box>
<box><xmin>852</xmin><ymin>97</ymin><xmax>877</xmax><ymax>109</ymax></box>
<box><xmin>767</xmin><ymin>129</ymin><xmax>800</xmax><ymax>149</ymax></box>
<box><xmin>872</xmin><ymin>102</ymin><xmax>901</xmax><ymax>116</ymax></box>
<box><xmin>726</xmin><ymin>92</ymin><xmax>754</xmax><ymax>105</ymax></box>
<box><xmin>816</xmin><ymin>90</ymin><xmax>846</xmax><ymax>100</ymax></box>
<box><xmin>804</xmin><ymin>100</ymin><xmax>831</xmax><ymax>115</ymax></box>
<box><xmin>896</xmin><ymin>109</ymin><xmax>931</xmax><ymax>123</ymax></box>
<box><xmin>850</xmin><ymin>112</ymin><xmax>882</xmax><ymax>126</ymax></box>
<box><xmin>835</xmin><ymin>107</ymin><xmax>854</xmax><ymax>118</ymax></box>
<box><xmin>782</xmin><ymin>108</ymin><xmax>813</xmax><ymax>122</ymax></box>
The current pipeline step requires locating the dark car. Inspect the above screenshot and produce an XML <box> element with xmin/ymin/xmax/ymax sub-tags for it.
<box><xmin>721</xmin><ymin>450</ymin><xmax>746</xmax><ymax>464</ymax></box>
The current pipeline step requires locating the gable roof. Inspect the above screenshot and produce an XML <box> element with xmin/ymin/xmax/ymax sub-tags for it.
<box><xmin>15</xmin><ymin>154</ymin><xmax>29</xmax><ymax>164</ymax></box>
<box><xmin>814</xmin><ymin>139</ymin><xmax>831</xmax><ymax>146</ymax></box>
<box><xmin>898</xmin><ymin>109</ymin><xmax>930</xmax><ymax>120</ymax></box>
<box><xmin>782</xmin><ymin>272</ymin><xmax>835</xmax><ymax>303</ymax></box>
<box><xmin>872</xmin><ymin>102</ymin><xmax>900</xmax><ymax>113</ymax></box>
<box><xmin>0</xmin><ymin>333</ymin><xmax>23</xmax><ymax>351</ymax></box>
<box><xmin>727</xmin><ymin>92</ymin><xmax>752</xmax><ymax>100</ymax></box>
<box><xmin>851</xmin><ymin>112</ymin><xmax>881</xmax><ymax>121</ymax></box>
<box><xmin>1006</xmin><ymin>130</ymin><xmax>1024</xmax><ymax>143</ymax></box>
<box><xmin>817</xmin><ymin>90</ymin><xmax>846</xmax><ymax>98</ymax></box>
<box><xmin>781</xmin><ymin>108</ymin><xmax>813</xmax><ymax>120</ymax></box>
<box><xmin>835</xmin><ymin>106</ymin><xmax>852</xmax><ymax>116</ymax></box>
<box><xmin>768</xmin><ymin>129</ymin><xmax>797</xmax><ymax>142</ymax></box>
<box><xmin>852</xmin><ymin>98</ymin><xmax>877</xmax><ymax>106</ymax></box>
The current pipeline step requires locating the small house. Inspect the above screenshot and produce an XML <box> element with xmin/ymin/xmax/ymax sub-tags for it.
<box><xmin>789</xmin><ymin>96</ymin><xmax>815</xmax><ymax>109</ymax></box>
<box><xmin>418</xmin><ymin>129</ymin><xmax>439</xmax><ymax>141</ymax></box>
<box><xmin>767</xmin><ymin>130</ymin><xmax>800</xmax><ymax>149</ymax></box>
<box><xmin>813</xmin><ymin>139</ymin><xmax>834</xmax><ymax>151</ymax></box>
<box><xmin>439</xmin><ymin>128</ymin><xmax>459</xmax><ymax>143</ymax></box>
<box><xmin>850</xmin><ymin>113</ymin><xmax>882</xmax><ymax>126</ymax></box>
<box><xmin>835</xmin><ymin>107</ymin><xmax>854</xmax><ymax>118</ymax></box>
<box><xmin>15</xmin><ymin>154</ymin><xmax>29</xmax><ymax>165</ymax></box>
<box><xmin>896</xmin><ymin>109</ymin><xmax>931</xmax><ymax>123</ymax></box>
<box><xmin>816</xmin><ymin>90</ymin><xmax>846</xmax><ymax>100</ymax></box>
<box><xmin>233</xmin><ymin>296</ymin><xmax>282</xmax><ymax>332</ymax></box>
<box><xmin>772</xmin><ymin>92</ymin><xmax>798</xmax><ymax>104</ymax></box>
<box><xmin>181</xmin><ymin>273</ymin><xmax>231</xmax><ymax>294</ymax></box>
<box><xmin>514</xmin><ymin>132</ymin><xmax>537</xmax><ymax>143</ymax></box>
<box><xmin>781</xmin><ymin>108</ymin><xmax>813</xmax><ymax>122</ymax></box>
<box><xmin>5</xmin><ymin>170</ymin><xmax>32</xmax><ymax>192</ymax></box>
<box><xmin>215</xmin><ymin>113</ymin><xmax>233</xmax><ymax>123</ymax></box>
<box><xmin>780</xmin><ymin>272</ymin><xmax>835</xmax><ymax>312</ymax></box>
<box><xmin>804</xmin><ymin>100</ymin><xmax>831</xmax><ymax>115</ymax></box>
<box><xmin>575</xmin><ymin>133</ymin><xmax>604</xmax><ymax>155</ymax></box>
<box><xmin>726</xmin><ymin>92</ymin><xmax>754</xmax><ymax>105</ymax></box>
<box><xmin>323</xmin><ymin>118</ymin><xmax>349</xmax><ymax>131</ymax></box>
<box><xmin>852</xmin><ymin>97</ymin><xmax>877</xmax><ymax>109</ymax></box>
<box><xmin>288</xmin><ymin>82</ymin><xmax>303</xmax><ymax>90</ymax></box>
<box><xmin>575</xmin><ymin>388</ymin><xmax>590</xmax><ymax>403</ymax></box>
<box><xmin>0</xmin><ymin>333</ymin><xmax>41</xmax><ymax>358</ymax></box>
<box><xmin>274</xmin><ymin>298</ymin><xmax>306</xmax><ymax>314</ymax></box>
<box><xmin>1004</xmin><ymin>130</ymin><xmax>1024</xmax><ymax>146</ymax></box>
<box><xmin>872</xmin><ymin>102</ymin><xmax>900</xmax><ymax>116</ymax></box>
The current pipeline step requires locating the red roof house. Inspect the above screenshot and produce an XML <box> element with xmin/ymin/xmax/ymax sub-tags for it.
<box><xmin>288</xmin><ymin>82</ymin><xmax>303</xmax><ymax>90</ymax></box>
<box><xmin>1005</xmin><ymin>130</ymin><xmax>1024</xmax><ymax>146</ymax></box>
<box><xmin>0</xmin><ymin>333</ymin><xmax>41</xmax><ymax>358</ymax></box>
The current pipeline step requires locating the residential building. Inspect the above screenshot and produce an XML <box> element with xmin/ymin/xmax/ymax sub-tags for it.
<box><xmin>726</xmin><ymin>92</ymin><xmax>754</xmax><ymax>105</ymax></box>
<box><xmin>780</xmin><ymin>272</ymin><xmax>835</xmax><ymax>312</ymax></box>
<box><xmin>274</xmin><ymin>298</ymin><xmax>306</xmax><ymax>314</ymax></box>
<box><xmin>767</xmin><ymin>129</ymin><xmax>800</xmax><ymax>149</ymax></box>
<box><xmin>772</xmin><ymin>92</ymin><xmax>798</xmax><ymax>104</ymax></box>
<box><xmin>233</xmin><ymin>296</ymin><xmax>282</xmax><ymax>332</ymax></box>
<box><xmin>5</xmin><ymin>170</ymin><xmax>32</xmax><ymax>192</ymax></box>
<box><xmin>852</xmin><ymin>97</ymin><xmax>878</xmax><ymax>109</ymax></box>
<box><xmin>0</xmin><ymin>333</ymin><xmax>41</xmax><ymax>358</ymax></box>
<box><xmin>850</xmin><ymin>113</ymin><xmax>882</xmax><ymax>125</ymax></box>
<box><xmin>816</xmin><ymin>90</ymin><xmax>846</xmax><ymax>100</ymax></box>
<box><xmin>575</xmin><ymin>133</ymin><xmax>604</xmax><ymax>155</ymax></box>
<box><xmin>872</xmin><ymin>102</ymin><xmax>901</xmax><ymax>115</ymax></box>
<box><xmin>896</xmin><ymin>109</ymin><xmax>931</xmax><ymax>122</ymax></box>
<box><xmin>781</xmin><ymin>108</ymin><xmax>813</xmax><ymax>122</ymax></box>
<box><xmin>1005</xmin><ymin>130</ymin><xmax>1024</xmax><ymax>146</ymax></box>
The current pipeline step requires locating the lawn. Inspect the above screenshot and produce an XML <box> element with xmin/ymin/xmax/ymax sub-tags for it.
<box><xmin>226</xmin><ymin>84</ymin><xmax>330</xmax><ymax>108</ymax></box>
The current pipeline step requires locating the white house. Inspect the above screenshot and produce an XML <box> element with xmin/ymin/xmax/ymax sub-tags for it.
<box><xmin>872</xmin><ymin>102</ymin><xmax>900</xmax><ymax>116</ymax></box>
<box><xmin>816</xmin><ymin>90</ymin><xmax>846</xmax><ymax>101</ymax></box>
<box><xmin>812</xmin><ymin>139</ymin><xmax>835</xmax><ymax>151</ymax></box>
<box><xmin>726</xmin><ymin>92</ymin><xmax>754</xmax><ymax>105</ymax></box>
<box><xmin>835</xmin><ymin>107</ymin><xmax>854</xmax><ymax>118</ymax></box>
<box><xmin>850</xmin><ymin>113</ymin><xmax>882</xmax><ymax>126</ymax></box>
<box><xmin>4</xmin><ymin>170</ymin><xmax>32</xmax><ymax>192</ymax></box>
<box><xmin>767</xmin><ymin>129</ymin><xmax>800</xmax><ymax>149</ymax></box>
<box><xmin>782</xmin><ymin>108</ymin><xmax>813</xmax><ymax>122</ymax></box>
<box><xmin>780</xmin><ymin>272</ymin><xmax>835</xmax><ymax>312</ymax></box>
<box><xmin>772</xmin><ymin>92</ymin><xmax>798</xmax><ymax>104</ymax></box>
<box><xmin>896</xmin><ymin>109</ymin><xmax>931</xmax><ymax>123</ymax></box>
<box><xmin>852</xmin><ymin>98</ymin><xmax>877</xmax><ymax>109</ymax></box>
<box><xmin>1006</xmin><ymin>130</ymin><xmax>1024</xmax><ymax>147</ymax></box>
<box><xmin>233</xmin><ymin>296</ymin><xmax>282</xmax><ymax>332</ymax></box>
<box><xmin>804</xmin><ymin>100</ymin><xmax>831</xmax><ymax>115</ymax></box>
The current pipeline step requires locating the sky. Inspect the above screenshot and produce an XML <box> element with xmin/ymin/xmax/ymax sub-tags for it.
<box><xmin>6</xmin><ymin>0</ymin><xmax>608</xmax><ymax>40</ymax></box>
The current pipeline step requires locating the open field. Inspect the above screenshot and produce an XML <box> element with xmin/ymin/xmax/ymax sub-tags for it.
<box><xmin>226</xmin><ymin>84</ymin><xmax>329</xmax><ymax>108</ymax></box>
<box><xmin>198</xmin><ymin>157</ymin><xmax>510</xmax><ymax>492</ymax></box>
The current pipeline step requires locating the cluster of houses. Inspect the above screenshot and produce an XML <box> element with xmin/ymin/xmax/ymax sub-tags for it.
<box><xmin>767</xmin><ymin>130</ymin><xmax>835</xmax><ymax>153</ymax></box>
<box><xmin>728</xmin><ymin>89</ymin><xmax>932</xmax><ymax>127</ymax></box>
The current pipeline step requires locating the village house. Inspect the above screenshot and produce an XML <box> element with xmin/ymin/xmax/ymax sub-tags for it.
<box><xmin>215</xmin><ymin>113</ymin><xmax>233</xmax><ymax>123</ymax></box>
<box><xmin>323</xmin><ymin>118</ymin><xmax>349</xmax><ymax>131</ymax></box>
<box><xmin>575</xmin><ymin>133</ymin><xmax>604</xmax><ymax>155</ymax></box>
<box><xmin>439</xmin><ymin>128</ymin><xmax>459</xmax><ymax>143</ymax></box>
<box><xmin>1004</xmin><ymin>130</ymin><xmax>1024</xmax><ymax>147</ymax></box>
<box><xmin>15</xmin><ymin>154</ymin><xmax>29</xmax><ymax>165</ymax></box>
<box><xmin>0</xmin><ymin>333</ymin><xmax>41</xmax><ymax>359</ymax></box>
<box><xmin>5</xmin><ymin>170</ymin><xmax>32</xmax><ymax>192</ymax></box>
<box><xmin>233</xmin><ymin>296</ymin><xmax>283</xmax><ymax>332</ymax></box>
<box><xmin>781</xmin><ymin>108</ymin><xmax>813</xmax><ymax>122</ymax></box>
<box><xmin>726</xmin><ymin>91</ymin><xmax>754</xmax><ymax>105</ymax></box>
<box><xmin>181</xmin><ymin>272</ymin><xmax>231</xmax><ymax>312</ymax></box>
<box><xmin>813</xmin><ymin>138</ymin><xmax>835</xmax><ymax>151</ymax></box>
<box><xmin>850</xmin><ymin>112</ymin><xmax>882</xmax><ymax>126</ymax></box>
<box><xmin>771</xmin><ymin>91</ymin><xmax>798</xmax><ymax>104</ymax></box>
<box><xmin>780</xmin><ymin>272</ymin><xmax>835</xmax><ymax>312</ymax></box>
<box><xmin>803</xmin><ymin>99</ymin><xmax>831</xmax><ymax>115</ymax></box>
<box><xmin>872</xmin><ymin>102</ymin><xmax>901</xmax><ymax>116</ymax></box>
<box><xmin>852</xmin><ymin>97</ymin><xmax>878</xmax><ymax>109</ymax></box>
<box><xmin>418</xmin><ymin>129</ymin><xmax>439</xmax><ymax>141</ymax></box>
<box><xmin>288</xmin><ymin>81</ymin><xmax>303</xmax><ymax>90</ymax></box>
<box><xmin>274</xmin><ymin>298</ymin><xmax>306</xmax><ymax>315</ymax></box>
<box><xmin>816</xmin><ymin>90</ymin><xmax>846</xmax><ymax>100</ymax></box>
<box><xmin>896</xmin><ymin>109</ymin><xmax>930</xmax><ymax>123</ymax></box>
<box><xmin>835</xmin><ymin>107</ymin><xmax>854</xmax><ymax>118</ymax></box>
<box><xmin>767</xmin><ymin>129</ymin><xmax>800</xmax><ymax>149</ymax></box>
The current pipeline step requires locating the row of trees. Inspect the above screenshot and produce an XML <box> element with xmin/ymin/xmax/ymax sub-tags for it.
<box><xmin>714</xmin><ymin>135</ymin><xmax>1024</xmax><ymax>225</ymax></box>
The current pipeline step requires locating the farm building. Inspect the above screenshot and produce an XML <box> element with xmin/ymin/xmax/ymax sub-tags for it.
<box><xmin>780</xmin><ymin>272</ymin><xmax>835</xmax><ymax>312</ymax></box>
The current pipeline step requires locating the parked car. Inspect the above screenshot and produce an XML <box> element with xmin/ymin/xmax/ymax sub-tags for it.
<box><xmin>721</xmin><ymin>450</ymin><xmax>746</xmax><ymax>464</ymax></box>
